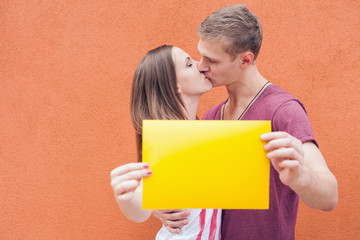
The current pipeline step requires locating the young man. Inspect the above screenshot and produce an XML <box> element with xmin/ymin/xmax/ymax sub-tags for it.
<box><xmin>155</xmin><ymin>5</ymin><xmax>338</xmax><ymax>239</ymax></box>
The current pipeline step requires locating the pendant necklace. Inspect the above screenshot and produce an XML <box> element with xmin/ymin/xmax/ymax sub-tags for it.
<box><xmin>221</xmin><ymin>81</ymin><xmax>270</xmax><ymax>120</ymax></box>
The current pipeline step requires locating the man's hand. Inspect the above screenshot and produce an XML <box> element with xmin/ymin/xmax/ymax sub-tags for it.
<box><xmin>261</xmin><ymin>131</ymin><xmax>338</xmax><ymax>211</ymax></box>
<box><xmin>261</xmin><ymin>131</ymin><xmax>305</xmax><ymax>188</ymax></box>
<box><xmin>153</xmin><ymin>210</ymin><xmax>190</xmax><ymax>233</ymax></box>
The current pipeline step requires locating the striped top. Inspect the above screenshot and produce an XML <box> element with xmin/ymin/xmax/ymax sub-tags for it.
<box><xmin>156</xmin><ymin>209</ymin><xmax>221</xmax><ymax>240</ymax></box>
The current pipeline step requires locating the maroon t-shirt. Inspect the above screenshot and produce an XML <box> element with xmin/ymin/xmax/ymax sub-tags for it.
<box><xmin>202</xmin><ymin>84</ymin><xmax>317</xmax><ymax>240</ymax></box>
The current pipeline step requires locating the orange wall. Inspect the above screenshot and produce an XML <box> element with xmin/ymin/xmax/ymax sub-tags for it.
<box><xmin>1</xmin><ymin>0</ymin><xmax>359</xmax><ymax>239</ymax></box>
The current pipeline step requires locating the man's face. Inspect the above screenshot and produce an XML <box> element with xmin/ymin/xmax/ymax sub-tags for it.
<box><xmin>197</xmin><ymin>38</ymin><xmax>241</xmax><ymax>87</ymax></box>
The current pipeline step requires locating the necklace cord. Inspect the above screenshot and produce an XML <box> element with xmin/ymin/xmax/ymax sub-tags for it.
<box><xmin>221</xmin><ymin>81</ymin><xmax>270</xmax><ymax>120</ymax></box>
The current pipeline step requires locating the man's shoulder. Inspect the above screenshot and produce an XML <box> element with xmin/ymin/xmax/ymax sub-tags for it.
<box><xmin>257</xmin><ymin>84</ymin><xmax>303</xmax><ymax>111</ymax></box>
<box><xmin>242</xmin><ymin>84</ymin><xmax>306</xmax><ymax>121</ymax></box>
<box><xmin>263</xmin><ymin>84</ymin><xmax>298</xmax><ymax>102</ymax></box>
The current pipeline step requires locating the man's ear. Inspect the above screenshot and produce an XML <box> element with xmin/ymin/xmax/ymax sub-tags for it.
<box><xmin>239</xmin><ymin>51</ymin><xmax>254</xmax><ymax>68</ymax></box>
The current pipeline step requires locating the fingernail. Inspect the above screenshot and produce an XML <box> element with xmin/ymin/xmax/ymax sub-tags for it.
<box><xmin>143</xmin><ymin>163</ymin><xmax>149</xmax><ymax>168</ymax></box>
<box><xmin>146</xmin><ymin>170</ymin><xmax>152</xmax><ymax>175</ymax></box>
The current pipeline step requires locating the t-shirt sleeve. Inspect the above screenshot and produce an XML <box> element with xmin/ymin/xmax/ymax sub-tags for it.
<box><xmin>272</xmin><ymin>100</ymin><xmax>319</xmax><ymax>147</ymax></box>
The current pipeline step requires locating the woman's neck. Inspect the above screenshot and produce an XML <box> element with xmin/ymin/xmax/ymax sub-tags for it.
<box><xmin>181</xmin><ymin>95</ymin><xmax>200</xmax><ymax>120</ymax></box>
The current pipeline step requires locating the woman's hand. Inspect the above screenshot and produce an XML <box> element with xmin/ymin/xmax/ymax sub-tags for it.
<box><xmin>110</xmin><ymin>162</ymin><xmax>152</xmax><ymax>203</ymax></box>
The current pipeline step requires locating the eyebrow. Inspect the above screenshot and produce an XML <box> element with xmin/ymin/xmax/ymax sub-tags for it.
<box><xmin>205</xmin><ymin>56</ymin><xmax>217</xmax><ymax>62</ymax></box>
<box><xmin>198</xmin><ymin>51</ymin><xmax>218</xmax><ymax>62</ymax></box>
<box><xmin>197</xmin><ymin>48</ymin><xmax>218</xmax><ymax>62</ymax></box>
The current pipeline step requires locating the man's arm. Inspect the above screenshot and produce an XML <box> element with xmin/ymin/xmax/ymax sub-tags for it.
<box><xmin>261</xmin><ymin>132</ymin><xmax>338</xmax><ymax>211</ymax></box>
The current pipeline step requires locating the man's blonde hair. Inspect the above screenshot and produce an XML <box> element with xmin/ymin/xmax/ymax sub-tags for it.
<box><xmin>197</xmin><ymin>5</ymin><xmax>263</xmax><ymax>61</ymax></box>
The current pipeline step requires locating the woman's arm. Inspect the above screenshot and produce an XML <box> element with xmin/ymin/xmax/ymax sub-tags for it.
<box><xmin>110</xmin><ymin>162</ymin><xmax>153</xmax><ymax>222</ymax></box>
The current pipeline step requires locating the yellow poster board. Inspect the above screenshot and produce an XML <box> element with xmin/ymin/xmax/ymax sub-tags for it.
<box><xmin>142</xmin><ymin>120</ymin><xmax>271</xmax><ymax>209</ymax></box>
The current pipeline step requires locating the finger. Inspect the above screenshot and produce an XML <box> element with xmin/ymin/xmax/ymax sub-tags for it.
<box><xmin>279</xmin><ymin>160</ymin><xmax>300</xmax><ymax>169</ymax></box>
<box><xmin>111</xmin><ymin>169</ymin><xmax>152</xmax><ymax>188</ymax></box>
<box><xmin>110</xmin><ymin>162</ymin><xmax>149</xmax><ymax>178</ymax></box>
<box><xmin>166</xmin><ymin>226</ymin><xmax>181</xmax><ymax>234</ymax></box>
<box><xmin>165</xmin><ymin>218</ymin><xmax>189</xmax><ymax>229</ymax></box>
<box><xmin>264</xmin><ymin>138</ymin><xmax>302</xmax><ymax>152</ymax></box>
<box><xmin>153</xmin><ymin>209</ymin><xmax>181</xmax><ymax>220</ymax></box>
<box><xmin>261</xmin><ymin>131</ymin><xmax>289</xmax><ymax>141</ymax></box>
<box><xmin>163</xmin><ymin>210</ymin><xmax>190</xmax><ymax>221</ymax></box>
<box><xmin>114</xmin><ymin>180</ymin><xmax>139</xmax><ymax>196</ymax></box>
<box><xmin>267</xmin><ymin>147</ymin><xmax>301</xmax><ymax>161</ymax></box>
<box><xmin>116</xmin><ymin>190</ymin><xmax>134</xmax><ymax>202</ymax></box>
<box><xmin>159</xmin><ymin>209</ymin><xmax>180</xmax><ymax>214</ymax></box>
<box><xmin>264</xmin><ymin>138</ymin><xmax>292</xmax><ymax>151</ymax></box>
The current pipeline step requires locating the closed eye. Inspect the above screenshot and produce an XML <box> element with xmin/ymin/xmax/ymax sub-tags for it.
<box><xmin>207</xmin><ymin>58</ymin><xmax>216</xmax><ymax>64</ymax></box>
<box><xmin>185</xmin><ymin>57</ymin><xmax>193</xmax><ymax>68</ymax></box>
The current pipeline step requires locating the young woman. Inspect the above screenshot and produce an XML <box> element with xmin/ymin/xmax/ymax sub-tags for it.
<box><xmin>110</xmin><ymin>45</ymin><xmax>221</xmax><ymax>240</ymax></box>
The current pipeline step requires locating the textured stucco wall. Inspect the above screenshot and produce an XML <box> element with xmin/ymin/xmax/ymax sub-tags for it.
<box><xmin>1</xmin><ymin>0</ymin><xmax>359</xmax><ymax>239</ymax></box>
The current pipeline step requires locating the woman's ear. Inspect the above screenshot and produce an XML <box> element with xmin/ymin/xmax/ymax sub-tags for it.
<box><xmin>176</xmin><ymin>86</ymin><xmax>182</xmax><ymax>94</ymax></box>
<box><xmin>239</xmin><ymin>51</ymin><xmax>254</xmax><ymax>68</ymax></box>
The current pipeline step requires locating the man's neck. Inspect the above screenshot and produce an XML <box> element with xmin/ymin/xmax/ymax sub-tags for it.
<box><xmin>224</xmin><ymin>66</ymin><xmax>269</xmax><ymax>120</ymax></box>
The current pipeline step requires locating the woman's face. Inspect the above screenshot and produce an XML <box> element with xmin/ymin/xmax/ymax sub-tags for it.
<box><xmin>172</xmin><ymin>47</ymin><xmax>213</xmax><ymax>98</ymax></box>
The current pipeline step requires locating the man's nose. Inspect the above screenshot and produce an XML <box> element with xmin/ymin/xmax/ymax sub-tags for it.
<box><xmin>198</xmin><ymin>58</ymin><xmax>209</xmax><ymax>72</ymax></box>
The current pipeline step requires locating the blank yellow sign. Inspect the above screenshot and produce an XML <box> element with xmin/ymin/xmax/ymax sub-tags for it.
<box><xmin>142</xmin><ymin>120</ymin><xmax>271</xmax><ymax>209</ymax></box>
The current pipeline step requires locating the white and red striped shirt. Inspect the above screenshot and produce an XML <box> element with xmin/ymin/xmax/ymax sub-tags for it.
<box><xmin>156</xmin><ymin>209</ymin><xmax>221</xmax><ymax>240</ymax></box>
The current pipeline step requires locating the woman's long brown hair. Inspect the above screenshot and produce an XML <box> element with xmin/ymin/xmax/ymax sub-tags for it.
<box><xmin>130</xmin><ymin>45</ymin><xmax>187</xmax><ymax>162</ymax></box>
